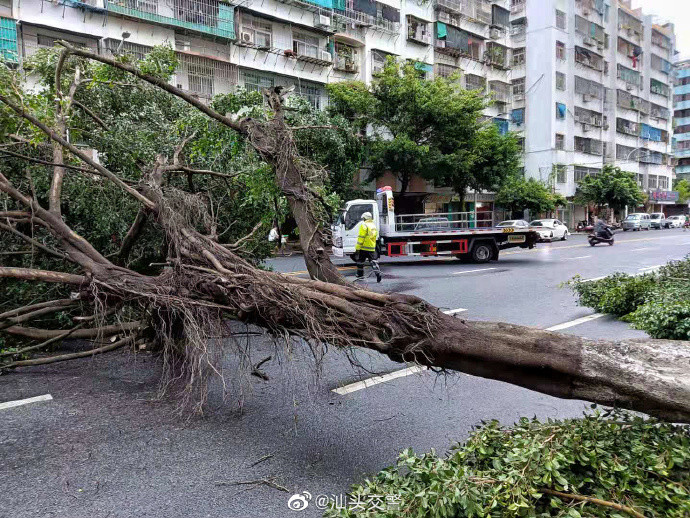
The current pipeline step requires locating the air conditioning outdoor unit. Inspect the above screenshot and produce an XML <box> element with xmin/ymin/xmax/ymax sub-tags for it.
<box><xmin>241</xmin><ymin>31</ymin><xmax>254</xmax><ymax>44</ymax></box>
<box><xmin>583</xmin><ymin>37</ymin><xmax>594</xmax><ymax>46</ymax></box>
<box><xmin>437</xmin><ymin>40</ymin><xmax>446</xmax><ymax>48</ymax></box>
<box><xmin>603</xmin><ymin>123</ymin><xmax>609</xmax><ymax>130</ymax></box>
<box><xmin>583</xmin><ymin>123</ymin><xmax>590</xmax><ymax>132</ymax></box>
<box><xmin>315</xmin><ymin>13</ymin><xmax>331</xmax><ymax>28</ymax></box>
<box><xmin>320</xmin><ymin>50</ymin><xmax>332</xmax><ymax>63</ymax></box>
<box><xmin>583</xmin><ymin>94</ymin><xmax>592</xmax><ymax>102</ymax></box>
<box><xmin>490</xmin><ymin>28</ymin><xmax>500</xmax><ymax>40</ymax></box>
<box><xmin>626</xmin><ymin>83</ymin><xmax>634</xmax><ymax>91</ymax></box>
<box><xmin>514</xmin><ymin>94</ymin><xmax>524</xmax><ymax>101</ymax></box>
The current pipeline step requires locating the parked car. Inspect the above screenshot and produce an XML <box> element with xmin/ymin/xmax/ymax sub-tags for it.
<box><xmin>529</xmin><ymin>219</ymin><xmax>569</xmax><ymax>241</ymax></box>
<box><xmin>496</xmin><ymin>220</ymin><xmax>529</xmax><ymax>229</ymax></box>
<box><xmin>622</xmin><ymin>213</ymin><xmax>652</xmax><ymax>231</ymax></box>
<box><xmin>667</xmin><ymin>215</ymin><xmax>685</xmax><ymax>228</ymax></box>
<box><xmin>649</xmin><ymin>213</ymin><xmax>668</xmax><ymax>229</ymax></box>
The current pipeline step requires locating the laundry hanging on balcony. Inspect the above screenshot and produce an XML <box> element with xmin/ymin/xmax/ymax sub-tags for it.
<box><xmin>436</xmin><ymin>21</ymin><xmax>447</xmax><ymax>39</ymax></box>
<box><xmin>445</xmin><ymin>25</ymin><xmax>470</xmax><ymax>53</ymax></box>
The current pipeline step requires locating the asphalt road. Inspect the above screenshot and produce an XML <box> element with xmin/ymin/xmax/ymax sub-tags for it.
<box><xmin>2</xmin><ymin>228</ymin><xmax>689</xmax><ymax>518</ymax></box>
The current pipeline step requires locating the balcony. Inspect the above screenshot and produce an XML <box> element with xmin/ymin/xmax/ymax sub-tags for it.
<box><xmin>333</xmin><ymin>43</ymin><xmax>359</xmax><ymax>73</ymax></box>
<box><xmin>0</xmin><ymin>17</ymin><xmax>18</xmax><ymax>63</ymax></box>
<box><xmin>333</xmin><ymin>5</ymin><xmax>400</xmax><ymax>35</ymax></box>
<box><xmin>575</xmin><ymin>106</ymin><xmax>603</xmax><ymax>127</ymax></box>
<box><xmin>617</xmin><ymin>89</ymin><xmax>649</xmax><ymax>114</ymax></box>
<box><xmin>106</xmin><ymin>0</ymin><xmax>235</xmax><ymax>40</ymax></box>
<box><xmin>510</xmin><ymin>0</ymin><xmax>525</xmax><ymax>16</ymax></box>
<box><xmin>407</xmin><ymin>16</ymin><xmax>431</xmax><ymax>45</ymax></box>
<box><xmin>489</xmin><ymin>80</ymin><xmax>511</xmax><ymax>103</ymax></box>
<box><xmin>650</xmin><ymin>103</ymin><xmax>670</xmax><ymax>120</ymax></box>
<box><xmin>616</xmin><ymin>117</ymin><xmax>639</xmax><ymax>136</ymax></box>
<box><xmin>618</xmin><ymin>8</ymin><xmax>643</xmax><ymax>44</ymax></box>
<box><xmin>575</xmin><ymin>46</ymin><xmax>604</xmax><ymax>72</ymax></box>
<box><xmin>484</xmin><ymin>42</ymin><xmax>508</xmax><ymax>69</ymax></box>
<box><xmin>650</xmin><ymin>78</ymin><xmax>670</xmax><ymax>97</ymax></box>
<box><xmin>575</xmin><ymin>136</ymin><xmax>603</xmax><ymax>155</ymax></box>
<box><xmin>617</xmin><ymin>64</ymin><xmax>641</xmax><ymax>89</ymax></box>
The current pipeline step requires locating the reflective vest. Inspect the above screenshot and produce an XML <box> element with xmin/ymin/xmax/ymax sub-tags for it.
<box><xmin>356</xmin><ymin>219</ymin><xmax>378</xmax><ymax>252</ymax></box>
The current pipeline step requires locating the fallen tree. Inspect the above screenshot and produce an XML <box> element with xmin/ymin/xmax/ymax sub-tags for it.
<box><xmin>0</xmin><ymin>45</ymin><xmax>689</xmax><ymax>422</ymax></box>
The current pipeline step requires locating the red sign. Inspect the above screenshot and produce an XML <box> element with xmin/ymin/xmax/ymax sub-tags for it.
<box><xmin>649</xmin><ymin>190</ymin><xmax>679</xmax><ymax>202</ymax></box>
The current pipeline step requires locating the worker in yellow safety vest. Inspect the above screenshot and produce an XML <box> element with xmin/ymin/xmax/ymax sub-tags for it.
<box><xmin>355</xmin><ymin>212</ymin><xmax>382</xmax><ymax>282</ymax></box>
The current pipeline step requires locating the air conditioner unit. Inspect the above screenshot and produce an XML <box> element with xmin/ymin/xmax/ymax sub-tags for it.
<box><xmin>514</xmin><ymin>94</ymin><xmax>524</xmax><ymax>101</ymax></box>
<box><xmin>626</xmin><ymin>83</ymin><xmax>634</xmax><ymax>91</ymax></box>
<box><xmin>436</xmin><ymin>40</ymin><xmax>446</xmax><ymax>48</ymax></box>
<box><xmin>603</xmin><ymin>123</ymin><xmax>609</xmax><ymax>130</ymax></box>
<box><xmin>583</xmin><ymin>123</ymin><xmax>590</xmax><ymax>132</ymax></box>
<box><xmin>597</xmin><ymin>41</ymin><xmax>604</xmax><ymax>50</ymax></box>
<box><xmin>583</xmin><ymin>94</ymin><xmax>593</xmax><ymax>102</ymax></box>
<box><xmin>320</xmin><ymin>50</ymin><xmax>332</xmax><ymax>63</ymax></box>
<box><xmin>490</xmin><ymin>28</ymin><xmax>500</xmax><ymax>40</ymax></box>
<box><xmin>583</xmin><ymin>37</ymin><xmax>594</xmax><ymax>46</ymax></box>
<box><xmin>583</xmin><ymin>8</ymin><xmax>590</xmax><ymax>15</ymax></box>
<box><xmin>315</xmin><ymin>13</ymin><xmax>331</xmax><ymax>28</ymax></box>
<box><xmin>240</xmin><ymin>31</ymin><xmax>254</xmax><ymax>44</ymax></box>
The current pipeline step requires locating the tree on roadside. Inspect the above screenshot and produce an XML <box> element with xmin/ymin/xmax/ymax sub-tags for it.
<box><xmin>574</xmin><ymin>165</ymin><xmax>644</xmax><ymax>217</ymax></box>
<box><xmin>326</xmin><ymin>60</ymin><xmax>520</xmax><ymax>198</ymax></box>
<box><xmin>0</xmin><ymin>44</ymin><xmax>689</xmax><ymax>424</ymax></box>
<box><xmin>674</xmin><ymin>178</ymin><xmax>690</xmax><ymax>204</ymax></box>
<box><xmin>495</xmin><ymin>176</ymin><xmax>566</xmax><ymax>219</ymax></box>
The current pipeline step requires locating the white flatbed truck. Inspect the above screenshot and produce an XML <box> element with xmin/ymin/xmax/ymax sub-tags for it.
<box><xmin>332</xmin><ymin>187</ymin><xmax>538</xmax><ymax>263</ymax></box>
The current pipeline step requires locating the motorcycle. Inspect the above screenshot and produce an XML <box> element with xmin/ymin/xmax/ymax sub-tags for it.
<box><xmin>588</xmin><ymin>229</ymin><xmax>614</xmax><ymax>246</ymax></box>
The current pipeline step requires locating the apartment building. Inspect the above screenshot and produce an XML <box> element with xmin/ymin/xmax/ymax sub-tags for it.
<box><xmin>0</xmin><ymin>0</ymin><xmax>678</xmax><ymax>223</ymax></box>
<box><xmin>674</xmin><ymin>59</ymin><xmax>690</xmax><ymax>181</ymax></box>
<box><xmin>519</xmin><ymin>0</ymin><xmax>675</xmax><ymax>221</ymax></box>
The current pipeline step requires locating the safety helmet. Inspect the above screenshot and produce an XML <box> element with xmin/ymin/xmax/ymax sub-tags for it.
<box><xmin>361</xmin><ymin>212</ymin><xmax>373</xmax><ymax>221</ymax></box>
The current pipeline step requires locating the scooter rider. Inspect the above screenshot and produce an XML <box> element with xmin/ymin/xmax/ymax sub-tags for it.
<box><xmin>593</xmin><ymin>216</ymin><xmax>613</xmax><ymax>240</ymax></box>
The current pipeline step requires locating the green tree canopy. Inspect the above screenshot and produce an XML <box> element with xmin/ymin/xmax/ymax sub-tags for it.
<box><xmin>674</xmin><ymin>178</ymin><xmax>690</xmax><ymax>204</ymax></box>
<box><xmin>494</xmin><ymin>176</ymin><xmax>566</xmax><ymax>217</ymax></box>
<box><xmin>574</xmin><ymin>165</ymin><xmax>644</xmax><ymax>213</ymax></box>
<box><xmin>326</xmin><ymin>60</ymin><xmax>520</xmax><ymax>197</ymax></box>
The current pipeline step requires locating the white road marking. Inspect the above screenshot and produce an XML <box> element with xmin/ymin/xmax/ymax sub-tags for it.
<box><xmin>332</xmin><ymin>308</ymin><xmax>468</xmax><ymax>394</ymax></box>
<box><xmin>638</xmin><ymin>264</ymin><xmax>664</xmax><ymax>272</ymax></box>
<box><xmin>332</xmin><ymin>366</ymin><xmax>425</xmax><ymax>395</ymax></box>
<box><xmin>566</xmin><ymin>255</ymin><xmax>592</xmax><ymax>260</ymax></box>
<box><xmin>452</xmin><ymin>267</ymin><xmax>497</xmax><ymax>275</ymax></box>
<box><xmin>580</xmin><ymin>264</ymin><xmax>665</xmax><ymax>283</ymax></box>
<box><xmin>579</xmin><ymin>275</ymin><xmax>606</xmax><ymax>283</ymax></box>
<box><xmin>630</xmin><ymin>247</ymin><xmax>650</xmax><ymax>251</ymax></box>
<box><xmin>0</xmin><ymin>394</ymin><xmax>53</xmax><ymax>411</ymax></box>
<box><xmin>546</xmin><ymin>313</ymin><xmax>604</xmax><ymax>331</ymax></box>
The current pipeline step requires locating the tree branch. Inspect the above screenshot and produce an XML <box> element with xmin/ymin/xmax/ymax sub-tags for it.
<box><xmin>3</xmin><ymin>321</ymin><xmax>141</xmax><ymax>340</ymax></box>
<box><xmin>59</xmin><ymin>42</ymin><xmax>245</xmax><ymax>135</ymax></box>
<box><xmin>0</xmin><ymin>299</ymin><xmax>76</xmax><ymax>321</ymax></box>
<box><xmin>223</xmin><ymin>221</ymin><xmax>264</xmax><ymax>249</ymax></box>
<box><xmin>71</xmin><ymin>99</ymin><xmax>107</xmax><ymax>129</ymax></box>
<box><xmin>117</xmin><ymin>208</ymin><xmax>148</xmax><ymax>264</ymax></box>
<box><xmin>0</xmin><ymin>222</ymin><xmax>71</xmax><ymax>260</ymax></box>
<box><xmin>1</xmin><ymin>334</ymin><xmax>138</xmax><ymax>369</ymax></box>
<box><xmin>0</xmin><ymin>93</ymin><xmax>156</xmax><ymax>210</ymax></box>
<box><xmin>0</xmin><ymin>322</ymin><xmax>86</xmax><ymax>358</ymax></box>
<box><xmin>0</xmin><ymin>267</ymin><xmax>85</xmax><ymax>285</ymax></box>
<box><xmin>0</xmin><ymin>149</ymin><xmax>104</xmax><ymax>176</ymax></box>
<box><xmin>167</xmin><ymin>166</ymin><xmax>239</xmax><ymax>180</ymax></box>
<box><xmin>539</xmin><ymin>488</ymin><xmax>645</xmax><ymax>518</ymax></box>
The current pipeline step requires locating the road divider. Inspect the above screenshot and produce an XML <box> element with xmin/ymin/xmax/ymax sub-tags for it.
<box><xmin>0</xmin><ymin>394</ymin><xmax>53</xmax><ymax>411</ymax></box>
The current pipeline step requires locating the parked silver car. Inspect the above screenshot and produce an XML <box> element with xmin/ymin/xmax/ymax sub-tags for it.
<box><xmin>667</xmin><ymin>215</ymin><xmax>685</xmax><ymax>228</ymax></box>
<box><xmin>622</xmin><ymin>213</ymin><xmax>651</xmax><ymax>231</ymax></box>
<box><xmin>649</xmin><ymin>213</ymin><xmax>668</xmax><ymax>229</ymax></box>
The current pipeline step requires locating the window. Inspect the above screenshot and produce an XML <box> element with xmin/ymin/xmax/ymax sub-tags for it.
<box><xmin>556</xmin><ymin>9</ymin><xmax>566</xmax><ymax>30</ymax></box>
<box><xmin>574</xmin><ymin>166</ymin><xmax>599</xmax><ymax>182</ymax></box>
<box><xmin>465</xmin><ymin>74</ymin><xmax>486</xmax><ymax>92</ymax></box>
<box><xmin>511</xmin><ymin>108</ymin><xmax>525</xmax><ymax>125</ymax></box>
<box><xmin>240</xmin><ymin>15</ymin><xmax>272</xmax><ymax>47</ymax></box>
<box><xmin>334</xmin><ymin>42</ymin><xmax>359</xmax><ymax>73</ymax></box>
<box><xmin>512</xmin><ymin>47</ymin><xmax>525</xmax><ymax>66</ymax></box>
<box><xmin>292</xmin><ymin>32</ymin><xmax>319</xmax><ymax>59</ymax></box>
<box><xmin>512</xmin><ymin>77</ymin><xmax>525</xmax><ymax>97</ymax></box>
<box><xmin>435</xmin><ymin>63</ymin><xmax>460</xmax><ymax>79</ymax></box>
<box><xmin>556</xmin><ymin>41</ymin><xmax>565</xmax><ymax>60</ymax></box>
<box><xmin>555</xmin><ymin>102</ymin><xmax>566</xmax><ymax>120</ymax></box>
<box><xmin>575</xmin><ymin>136</ymin><xmax>603</xmax><ymax>155</ymax></box>
<box><xmin>186</xmin><ymin>60</ymin><xmax>214</xmax><ymax>97</ymax></box>
<box><xmin>651</xmin><ymin>78</ymin><xmax>670</xmax><ymax>97</ymax></box>
<box><xmin>555</xmin><ymin>134</ymin><xmax>565</xmax><ymax>150</ymax></box>
<box><xmin>345</xmin><ymin>204</ymin><xmax>373</xmax><ymax>230</ymax></box>
<box><xmin>556</xmin><ymin>71</ymin><xmax>566</xmax><ymax>90</ymax></box>
<box><xmin>648</xmin><ymin>175</ymin><xmax>658</xmax><ymax>189</ymax></box>
<box><xmin>295</xmin><ymin>82</ymin><xmax>325</xmax><ymax>110</ymax></box>
<box><xmin>372</xmin><ymin>49</ymin><xmax>392</xmax><ymax>75</ymax></box>
<box><xmin>241</xmin><ymin>70</ymin><xmax>274</xmax><ymax>93</ymax></box>
<box><xmin>105</xmin><ymin>39</ymin><xmax>152</xmax><ymax>60</ymax></box>
<box><xmin>0</xmin><ymin>16</ymin><xmax>17</xmax><ymax>62</ymax></box>
<box><xmin>554</xmin><ymin>164</ymin><xmax>567</xmax><ymax>183</ymax></box>
<box><xmin>407</xmin><ymin>15</ymin><xmax>430</xmax><ymax>45</ymax></box>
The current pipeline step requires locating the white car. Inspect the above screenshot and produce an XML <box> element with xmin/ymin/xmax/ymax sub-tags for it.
<box><xmin>667</xmin><ymin>215</ymin><xmax>685</xmax><ymax>228</ymax></box>
<box><xmin>529</xmin><ymin>219</ymin><xmax>570</xmax><ymax>241</ymax></box>
<box><xmin>496</xmin><ymin>220</ymin><xmax>529</xmax><ymax>229</ymax></box>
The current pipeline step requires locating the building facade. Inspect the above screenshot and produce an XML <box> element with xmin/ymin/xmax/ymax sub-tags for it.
<box><xmin>674</xmin><ymin>59</ymin><xmax>690</xmax><ymax>181</ymax></box>
<box><xmin>0</xmin><ymin>0</ymin><xmax>678</xmax><ymax>224</ymax></box>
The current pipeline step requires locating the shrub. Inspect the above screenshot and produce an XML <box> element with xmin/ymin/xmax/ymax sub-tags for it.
<box><xmin>325</xmin><ymin>411</ymin><xmax>690</xmax><ymax>518</ymax></box>
<box><xmin>629</xmin><ymin>301</ymin><xmax>690</xmax><ymax>340</ymax></box>
<box><xmin>570</xmin><ymin>273</ymin><xmax>655</xmax><ymax>316</ymax></box>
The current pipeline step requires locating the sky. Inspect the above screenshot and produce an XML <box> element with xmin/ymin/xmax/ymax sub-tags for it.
<box><xmin>632</xmin><ymin>0</ymin><xmax>690</xmax><ymax>60</ymax></box>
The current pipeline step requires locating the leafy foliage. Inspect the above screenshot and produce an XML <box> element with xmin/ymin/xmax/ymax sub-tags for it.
<box><xmin>326</xmin><ymin>410</ymin><xmax>690</xmax><ymax>517</ymax></box>
<box><xmin>570</xmin><ymin>257</ymin><xmax>690</xmax><ymax>339</ymax></box>
<box><xmin>574</xmin><ymin>165</ymin><xmax>644</xmax><ymax>214</ymax></box>
<box><xmin>326</xmin><ymin>60</ymin><xmax>520</xmax><ymax>196</ymax></box>
<box><xmin>673</xmin><ymin>178</ymin><xmax>690</xmax><ymax>204</ymax></box>
<box><xmin>495</xmin><ymin>176</ymin><xmax>566</xmax><ymax>218</ymax></box>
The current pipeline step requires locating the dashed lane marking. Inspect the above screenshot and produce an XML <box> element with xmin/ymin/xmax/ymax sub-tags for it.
<box><xmin>452</xmin><ymin>267</ymin><xmax>497</xmax><ymax>275</ymax></box>
<box><xmin>0</xmin><ymin>394</ymin><xmax>53</xmax><ymax>411</ymax></box>
<box><xmin>545</xmin><ymin>314</ymin><xmax>604</xmax><ymax>331</ymax></box>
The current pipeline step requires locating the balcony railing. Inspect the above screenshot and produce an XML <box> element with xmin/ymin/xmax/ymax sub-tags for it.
<box><xmin>575</xmin><ymin>136</ymin><xmax>603</xmax><ymax>155</ymax></box>
<box><xmin>106</xmin><ymin>0</ymin><xmax>235</xmax><ymax>40</ymax></box>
